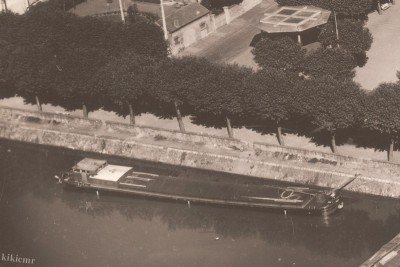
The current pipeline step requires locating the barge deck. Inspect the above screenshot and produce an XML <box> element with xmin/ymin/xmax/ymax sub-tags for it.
<box><xmin>60</xmin><ymin>158</ymin><xmax>347</xmax><ymax>215</ymax></box>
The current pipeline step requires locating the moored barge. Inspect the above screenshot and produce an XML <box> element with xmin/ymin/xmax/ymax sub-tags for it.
<box><xmin>59</xmin><ymin>158</ymin><xmax>350</xmax><ymax>216</ymax></box>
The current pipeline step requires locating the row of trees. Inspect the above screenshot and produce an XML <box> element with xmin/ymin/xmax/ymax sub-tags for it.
<box><xmin>0</xmin><ymin>0</ymin><xmax>397</xmax><ymax>161</ymax></box>
<box><xmin>2</xmin><ymin>50</ymin><xmax>400</xmax><ymax>161</ymax></box>
<box><xmin>0</xmin><ymin>0</ymin><xmax>168</xmax><ymax>108</ymax></box>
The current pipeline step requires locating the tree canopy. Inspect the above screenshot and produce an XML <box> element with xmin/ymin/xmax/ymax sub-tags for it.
<box><xmin>319</xmin><ymin>18</ymin><xmax>372</xmax><ymax>54</ymax></box>
<box><xmin>201</xmin><ymin>0</ymin><xmax>243</xmax><ymax>14</ymax></box>
<box><xmin>363</xmin><ymin>82</ymin><xmax>400</xmax><ymax>138</ymax></box>
<box><xmin>0</xmin><ymin>1</ymin><xmax>168</xmax><ymax>112</ymax></box>
<box><xmin>295</xmin><ymin>76</ymin><xmax>365</xmax><ymax>152</ymax></box>
<box><xmin>301</xmin><ymin>47</ymin><xmax>357</xmax><ymax>79</ymax></box>
<box><xmin>362</xmin><ymin>82</ymin><xmax>400</xmax><ymax>160</ymax></box>
<box><xmin>296</xmin><ymin>76</ymin><xmax>364</xmax><ymax>132</ymax></box>
<box><xmin>88</xmin><ymin>53</ymin><xmax>158</xmax><ymax>117</ymax></box>
<box><xmin>244</xmin><ymin>68</ymin><xmax>299</xmax><ymax>123</ymax></box>
<box><xmin>252</xmin><ymin>36</ymin><xmax>306</xmax><ymax>71</ymax></box>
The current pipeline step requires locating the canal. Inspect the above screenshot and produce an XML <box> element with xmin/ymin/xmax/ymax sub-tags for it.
<box><xmin>1</xmin><ymin>140</ymin><xmax>400</xmax><ymax>267</ymax></box>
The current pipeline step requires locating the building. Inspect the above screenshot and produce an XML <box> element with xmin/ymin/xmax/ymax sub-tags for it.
<box><xmin>160</xmin><ymin>2</ymin><xmax>211</xmax><ymax>55</ymax></box>
<box><xmin>0</xmin><ymin>0</ymin><xmax>44</xmax><ymax>14</ymax></box>
<box><xmin>257</xmin><ymin>5</ymin><xmax>331</xmax><ymax>45</ymax></box>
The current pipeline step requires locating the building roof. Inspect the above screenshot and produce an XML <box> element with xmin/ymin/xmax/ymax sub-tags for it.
<box><xmin>163</xmin><ymin>2</ymin><xmax>209</xmax><ymax>33</ymax></box>
<box><xmin>92</xmin><ymin>164</ymin><xmax>132</xmax><ymax>182</ymax></box>
<box><xmin>257</xmin><ymin>5</ymin><xmax>331</xmax><ymax>33</ymax></box>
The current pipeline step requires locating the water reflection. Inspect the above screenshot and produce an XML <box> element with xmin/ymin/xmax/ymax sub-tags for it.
<box><xmin>1</xmin><ymin>140</ymin><xmax>400</xmax><ymax>267</ymax></box>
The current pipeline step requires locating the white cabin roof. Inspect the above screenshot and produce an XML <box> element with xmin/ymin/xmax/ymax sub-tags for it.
<box><xmin>92</xmin><ymin>164</ymin><xmax>132</xmax><ymax>182</ymax></box>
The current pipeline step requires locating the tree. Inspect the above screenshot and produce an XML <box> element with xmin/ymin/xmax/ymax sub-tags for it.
<box><xmin>201</xmin><ymin>0</ymin><xmax>243</xmax><ymax>14</ymax></box>
<box><xmin>319</xmin><ymin>18</ymin><xmax>373</xmax><ymax>66</ymax></box>
<box><xmin>149</xmin><ymin>57</ymin><xmax>211</xmax><ymax>133</ymax></box>
<box><xmin>7</xmin><ymin>45</ymin><xmax>60</xmax><ymax>111</ymax></box>
<box><xmin>301</xmin><ymin>47</ymin><xmax>357</xmax><ymax>80</ymax></box>
<box><xmin>21</xmin><ymin>3</ymin><xmax>168</xmax><ymax>59</ymax></box>
<box><xmin>252</xmin><ymin>36</ymin><xmax>306</xmax><ymax>72</ymax></box>
<box><xmin>89</xmin><ymin>53</ymin><xmax>158</xmax><ymax>125</ymax></box>
<box><xmin>0</xmin><ymin>12</ymin><xmax>23</xmax><ymax>99</ymax></box>
<box><xmin>295</xmin><ymin>76</ymin><xmax>365</xmax><ymax>153</ymax></box>
<box><xmin>329</xmin><ymin>0</ymin><xmax>376</xmax><ymax>17</ymax></box>
<box><xmin>188</xmin><ymin>62</ymin><xmax>253</xmax><ymax>138</ymax></box>
<box><xmin>244</xmin><ymin>69</ymin><xmax>300</xmax><ymax>145</ymax></box>
<box><xmin>363</xmin><ymin>82</ymin><xmax>400</xmax><ymax>161</ymax></box>
<box><xmin>0</xmin><ymin>40</ymin><xmax>15</xmax><ymax>99</ymax></box>
<box><xmin>1</xmin><ymin>4</ymin><xmax>168</xmax><ymax>115</ymax></box>
<box><xmin>51</xmin><ymin>47</ymin><xmax>111</xmax><ymax>117</ymax></box>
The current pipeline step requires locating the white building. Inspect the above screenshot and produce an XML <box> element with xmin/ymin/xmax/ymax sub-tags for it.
<box><xmin>1</xmin><ymin>0</ymin><xmax>44</xmax><ymax>14</ymax></box>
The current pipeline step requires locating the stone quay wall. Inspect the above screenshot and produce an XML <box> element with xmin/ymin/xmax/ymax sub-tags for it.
<box><xmin>1</xmin><ymin>106</ymin><xmax>400</xmax><ymax>198</ymax></box>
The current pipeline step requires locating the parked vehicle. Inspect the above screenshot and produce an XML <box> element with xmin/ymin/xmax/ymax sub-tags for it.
<box><xmin>381</xmin><ymin>3</ymin><xmax>391</xmax><ymax>10</ymax></box>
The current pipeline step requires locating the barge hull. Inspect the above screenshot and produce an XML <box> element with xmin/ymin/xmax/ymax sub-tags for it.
<box><xmin>63</xmin><ymin>182</ymin><xmax>340</xmax><ymax>216</ymax></box>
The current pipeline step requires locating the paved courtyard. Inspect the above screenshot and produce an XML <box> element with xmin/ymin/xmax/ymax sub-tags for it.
<box><xmin>180</xmin><ymin>1</ymin><xmax>400</xmax><ymax>91</ymax></box>
<box><xmin>178</xmin><ymin>0</ymin><xmax>276</xmax><ymax>69</ymax></box>
<box><xmin>354</xmin><ymin>4</ymin><xmax>400</xmax><ymax>90</ymax></box>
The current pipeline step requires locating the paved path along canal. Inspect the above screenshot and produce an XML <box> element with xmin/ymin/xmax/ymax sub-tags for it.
<box><xmin>1</xmin><ymin>140</ymin><xmax>400</xmax><ymax>267</ymax></box>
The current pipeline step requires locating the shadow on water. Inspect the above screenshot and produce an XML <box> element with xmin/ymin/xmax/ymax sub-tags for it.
<box><xmin>59</xmin><ymin>189</ymin><xmax>400</xmax><ymax>260</ymax></box>
<box><xmin>1</xmin><ymin>139</ymin><xmax>400</xmax><ymax>266</ymax></box>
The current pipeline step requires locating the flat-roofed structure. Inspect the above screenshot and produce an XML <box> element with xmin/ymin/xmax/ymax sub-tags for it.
<box><xmin>90</xmin><ymin>165</ymin><xmax>132</xmax><ymax>186</ymax></box>
<box><xmin>257</xmin><ymin>5</ymin><xmax>331</xmax><ymax>43</ymax></box>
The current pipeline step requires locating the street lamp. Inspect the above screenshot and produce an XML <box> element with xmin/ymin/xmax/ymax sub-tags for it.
<box><xmin>160</xmin><ymin>0</ymin><xmax>168</xmax><ymax>40</ymax></box>
<box><xmin>1</xmin><ymin>0</ymin><xmax>8</xmax><ymax>12</ymax></box>
<box><xmin>118</xmin><ymin>0</ymin><xmax>125</xmax><ymax>23</ymax></box>
<box><xmin>331</xmin><ymin>0</ymin><xmax>339</xmax><ymax>47</ymax></box>
<box><xmin>334</xmin><ymin>10</ymin><xmax>339</xmax><ymax>47</ymax></box>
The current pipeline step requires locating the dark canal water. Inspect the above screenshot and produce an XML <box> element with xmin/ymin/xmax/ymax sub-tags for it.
<box><xmin>1</xmin><ymin>140</ymin><xmax>400</xmax><ymax>267</ymax></box>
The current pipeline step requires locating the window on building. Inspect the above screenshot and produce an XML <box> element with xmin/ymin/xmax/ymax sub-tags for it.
<box><xmin>174</xmin><ymin>36</ymin><xmax>182</xmax><ymax>45</ymax></box>
<box><xmin>174</xmin><ymin>20</ymin><xmax>180</xmax><ymax>28</ymax></box>
<box><xmin>200</xmin><ymin>22</ymin><xmax>207</xmax><ymax>30</ymax></box>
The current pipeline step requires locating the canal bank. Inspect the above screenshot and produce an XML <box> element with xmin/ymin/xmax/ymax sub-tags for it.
<box><xmin>1</xmin><ymin>106</ymin><xmax>400</xmax><ymax>198</ymax></box>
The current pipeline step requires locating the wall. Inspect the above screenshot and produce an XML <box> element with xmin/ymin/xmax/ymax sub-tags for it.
<box><xmin>254</xmin><ymin>142</ymin><xmax>400</xmax><ymax>178</ymax></box>
<box><xmin>0</xmin><ymin>106</ymin><xmax>102</xmax><ymax>129</ymax></box>
<box><xmin>1</xmin><ymin>106</ymin><xmax>400</xmax><ymax>198</ymax></box>
<box><xmin>211</xmin><ymin>12</ymin><xmax>227</xmax><ymax>30</ymax></box>
<box><xmin>3</xmin><ymin>122</ymin><xmax>398</xmax><ymax>198</ymax></box>
<box><xmin>106</xmin><ymin>120</ymin><xmax>249</xmax><ymax>151</ymax></box>
<box><xmin>223</xmin><ymin>0</ymin><xmax>261</xmax><ymax>23</ymax></box>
